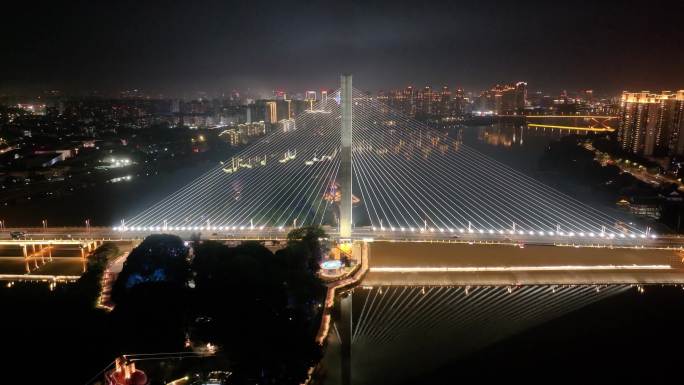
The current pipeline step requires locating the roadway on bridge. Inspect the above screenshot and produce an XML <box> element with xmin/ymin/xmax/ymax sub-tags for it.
<box><xmin>5</xmin><ymin>226</ymin><xmax>684</xmax><ymax>249</ymax></box>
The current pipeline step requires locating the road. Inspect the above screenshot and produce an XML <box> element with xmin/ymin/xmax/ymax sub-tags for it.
<box><xmin>1</xmin><ymin>226</ymin><xmax>683</xmax><ymax>249</ymax></box>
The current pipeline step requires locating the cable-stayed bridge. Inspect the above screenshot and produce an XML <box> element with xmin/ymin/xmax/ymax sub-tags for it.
<box><xmin>113</xmin><ymin>75</ymin><xmax>664</xmax><ymax>248</ymax></box>
<box><xmin>3</xmin><ymin>75</ymin><xmax>682</xmax><ymax>385</ymax></box>
<box><xmin>104</xmin><ymin>75</ymin><xmax>684</xmax><ymax>385</ymax></box>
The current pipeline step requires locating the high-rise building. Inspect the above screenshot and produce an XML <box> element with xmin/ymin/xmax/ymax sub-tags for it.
<box><xmin>438</xmin><ymin>86</ymin><xmax>451</xmax><ymax>116</ymax></box>
<box><xmin>246</xmin><ymin>106</ymin><xmax>252</xmax><ymax>124</ymax></box>
<box><xmin>488</xmin><ymin>82</ymin><xmax>527</xmax><ymax>115</ymax></box>
<box><xmin>452</xmin><ymin>88</ymin><xmax>466</xmax><ymax>116</ymax></box>
<box><xmin>280</xmin><ymin>118</ymin><xmax>296</xmax><ymax>132</ymax></box>
<box><xmin>404</xmin><ymin>86</ymin><xmax>415</xmax><ymax>116</ymax></box>
<box><xmin>618</xmin><ymin>91</ymin><xmax>684</xmax><ymax>156</ymax></box>
<box><xmin>416</xmin><ymin>86</ymin><xmax>433</xmax><ymax>116</ymax></box>
<box><xmin>265</xmin><ymin>101</ymin><xmax>277</xmax><ymax>124</ymax></box>
<box><xmin>514</xmin><ymin>82</ymin><xmax>527</xmax><ymax>113</ymax></box>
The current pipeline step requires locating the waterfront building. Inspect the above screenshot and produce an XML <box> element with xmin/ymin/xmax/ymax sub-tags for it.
<box><xmin>618</xmin><ymin>91</ymin><xmax>684</xmax><ymax>156</ymax></box>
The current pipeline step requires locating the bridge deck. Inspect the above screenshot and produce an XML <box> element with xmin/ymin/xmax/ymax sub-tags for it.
<box><xmin>364</xmin><ymin>241</ymin><xmax>684</xmax><ymax>285</ymax></box>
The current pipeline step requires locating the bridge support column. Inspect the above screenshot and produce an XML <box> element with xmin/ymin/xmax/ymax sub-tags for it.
<box><xmin>338</xmin><ymin>290</ymin><xmax>353</xmax><ymax>385</ymax></box>
<box><xmin>340</xmin><ymin>74</ymin><xmax>353</xmax><ymax>238</ymax></box>
<box><xmin>23</xmin><ymin>245</ymin><xmax>29</xmax><ymax>273</ymax></box>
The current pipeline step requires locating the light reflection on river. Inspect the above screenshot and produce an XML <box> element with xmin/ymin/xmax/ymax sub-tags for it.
<box><xmin>457</xmin><ymin>123</ymin><xmax>641</xmax><ymax>227</ymax></box>
<box><xmin>1</xmin><ymin>123</ymin><xmax>640</xmax><ymax>229</ymax></box>
<box><xmin>319</xmin><ymin>123</ymin><xmax>652</xmax><ymax>385</ymax></box>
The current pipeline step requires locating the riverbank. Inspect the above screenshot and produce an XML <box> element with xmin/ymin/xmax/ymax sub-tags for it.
<box><xmin>308</xmin><ymin>241</ymin><xmax>369</xmax><ymax>385</ymax></box>
<box><xmin>540</xmin><ymin>134</ymin><xmax>683</xmax><ymax>232</ymax></box>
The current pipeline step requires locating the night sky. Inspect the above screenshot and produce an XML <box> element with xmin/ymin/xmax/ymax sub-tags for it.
<box><xmin>3</xmin><ymin>0</ymin><xmax>684</xmax><ymax>96</ymax></box>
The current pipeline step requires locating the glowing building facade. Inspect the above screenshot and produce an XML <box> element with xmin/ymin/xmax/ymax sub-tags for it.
<box><xmin>618</xmin><ymin>91</ymin><xmax>684</xmax><ymax>156</ymax></box>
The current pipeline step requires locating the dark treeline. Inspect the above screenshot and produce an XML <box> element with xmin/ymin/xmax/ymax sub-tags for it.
<box><xmin>1</xmin><ymin>227</ymin><xmax>326</xmax><ymax>384</ymax></box>
<box><xmin>110</xmin><ymin>227</ymin><xmax>327</xmax><ymax>384</ymax></box>
<box><xmin>0</xmin><ymin>242</ymin><xmax>121</xmax><ymax>384</ymax></box>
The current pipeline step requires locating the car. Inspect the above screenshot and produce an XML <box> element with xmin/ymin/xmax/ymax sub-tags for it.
<box><xmin>10</xmin><ymin>231</ymin><xmax>26</xmax><ymax>240</ymax></box>
<box><xmin>206</xmin><ymin>371</ymin><xmax>232</xmax><ymax>384</ymax></box>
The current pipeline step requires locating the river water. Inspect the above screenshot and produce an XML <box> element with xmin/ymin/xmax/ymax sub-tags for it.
<box><xmin>317</xmin><ymin>124</ymin><xmax>681</xmax><ymax>385</ymax></box>
<box><xmin>0</xmin><ymin>123</ymin><xmax>643</xmax><ymax>229</ymax></box>
<box><xmin>317</xmin><ymin>284</ymin><xmax>684</xmax><ymax>385</ymax></box>
<box><xmin>458</xmin><ymin>123</ymin><xmax>640</xmax><ymax>225</ymax></box>
<box><xmin>2</xmin><ymin>123</ymin><xmax>680</xmax><ymax>384</ymax></box>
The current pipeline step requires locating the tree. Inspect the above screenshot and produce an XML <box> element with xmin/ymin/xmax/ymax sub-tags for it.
<box><xmin>112</xmin><ymin>234</ymin><xmax>190</xmax><ymax>302</ymax></box>
<box><xmin>189</xmin><ymin>229</ymin><xmax>327</xmax><ymax>384</ymax></box>
<box><xmin>286</xmin><ymin>226</ymin><xmax>327</xmax><ymax>273</ymax></box>
<box><xmin>110</xmin><ymin>234</ymin><xmax>191</xmax><ymax>353</ymax></box>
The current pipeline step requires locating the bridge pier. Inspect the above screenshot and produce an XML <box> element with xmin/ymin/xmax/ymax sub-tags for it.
<box><xmin>22</xmin><ymin>245</ymin><xmax>29</xmax><ymax>273</ymax></box>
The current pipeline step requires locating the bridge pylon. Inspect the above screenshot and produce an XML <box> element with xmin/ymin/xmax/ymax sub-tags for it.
<box><xmin>340</xmin><ymin>74</ymin><xmax>353</xmax><ymax>238</ymax></box>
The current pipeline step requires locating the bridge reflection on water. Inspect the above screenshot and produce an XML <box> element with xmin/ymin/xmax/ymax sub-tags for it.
<box><xmin>325</xmin><ymin>284</ymin><xmax>629</xmax><ymax>385</ymax></box>
<box><xmin>320</xmin><ymin>241</ymin><xmax>684</xmax><ymax>385</ymax></box>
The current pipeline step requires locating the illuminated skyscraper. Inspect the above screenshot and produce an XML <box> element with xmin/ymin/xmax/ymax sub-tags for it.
<box><xmin>618</xmin><ymin>91</ymin><xmax>684</xmax><ymax>156</ymax></box>
<box><xmin>489</xmin><ymin>82</ymin><xmax>526</xmax><ymax>115</ymax></box>
<box><xmin>266</xmin><ymin>101</ymin><xmax>277</xmax><ymax>124</ymax></box>
<box><xmin>417</xmin><ymin>86</ymin><xmax>433</xmax><ymax>115</ymax></box>
<box><xmin>439</xmin><ymin>85</ymin><xmax>451</xmax><ymax>116</ymax></box>
<box><xmin>515</xmin><ymin>82</ymin><xmax>527</xmax><ymax>112</ymax></box>
<box><xmin>452</xmin><ymin>88</ymin><xmax>466</xmax><ymax>116</ymax></box>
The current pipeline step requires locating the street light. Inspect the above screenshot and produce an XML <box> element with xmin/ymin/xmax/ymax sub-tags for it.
<box><xmin>42</xmin><ymin>219</ymin><xmax>47</xmax><ymax>231</ymax></box>
<box><xmin>85</xmin><ymin>219</ymin><xmax>90</xmax><ymax>232</ymax></box>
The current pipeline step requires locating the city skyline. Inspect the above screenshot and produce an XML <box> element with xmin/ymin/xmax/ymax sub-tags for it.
<box><xmin>3</xmin><ymin>0</ymin><xmax>684</xmax><ymax>96</ymax></box>
<box><xmin>2</xmin><ymin>80</ymin><xmax>678</xmax><ymax>102</ymax></box>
